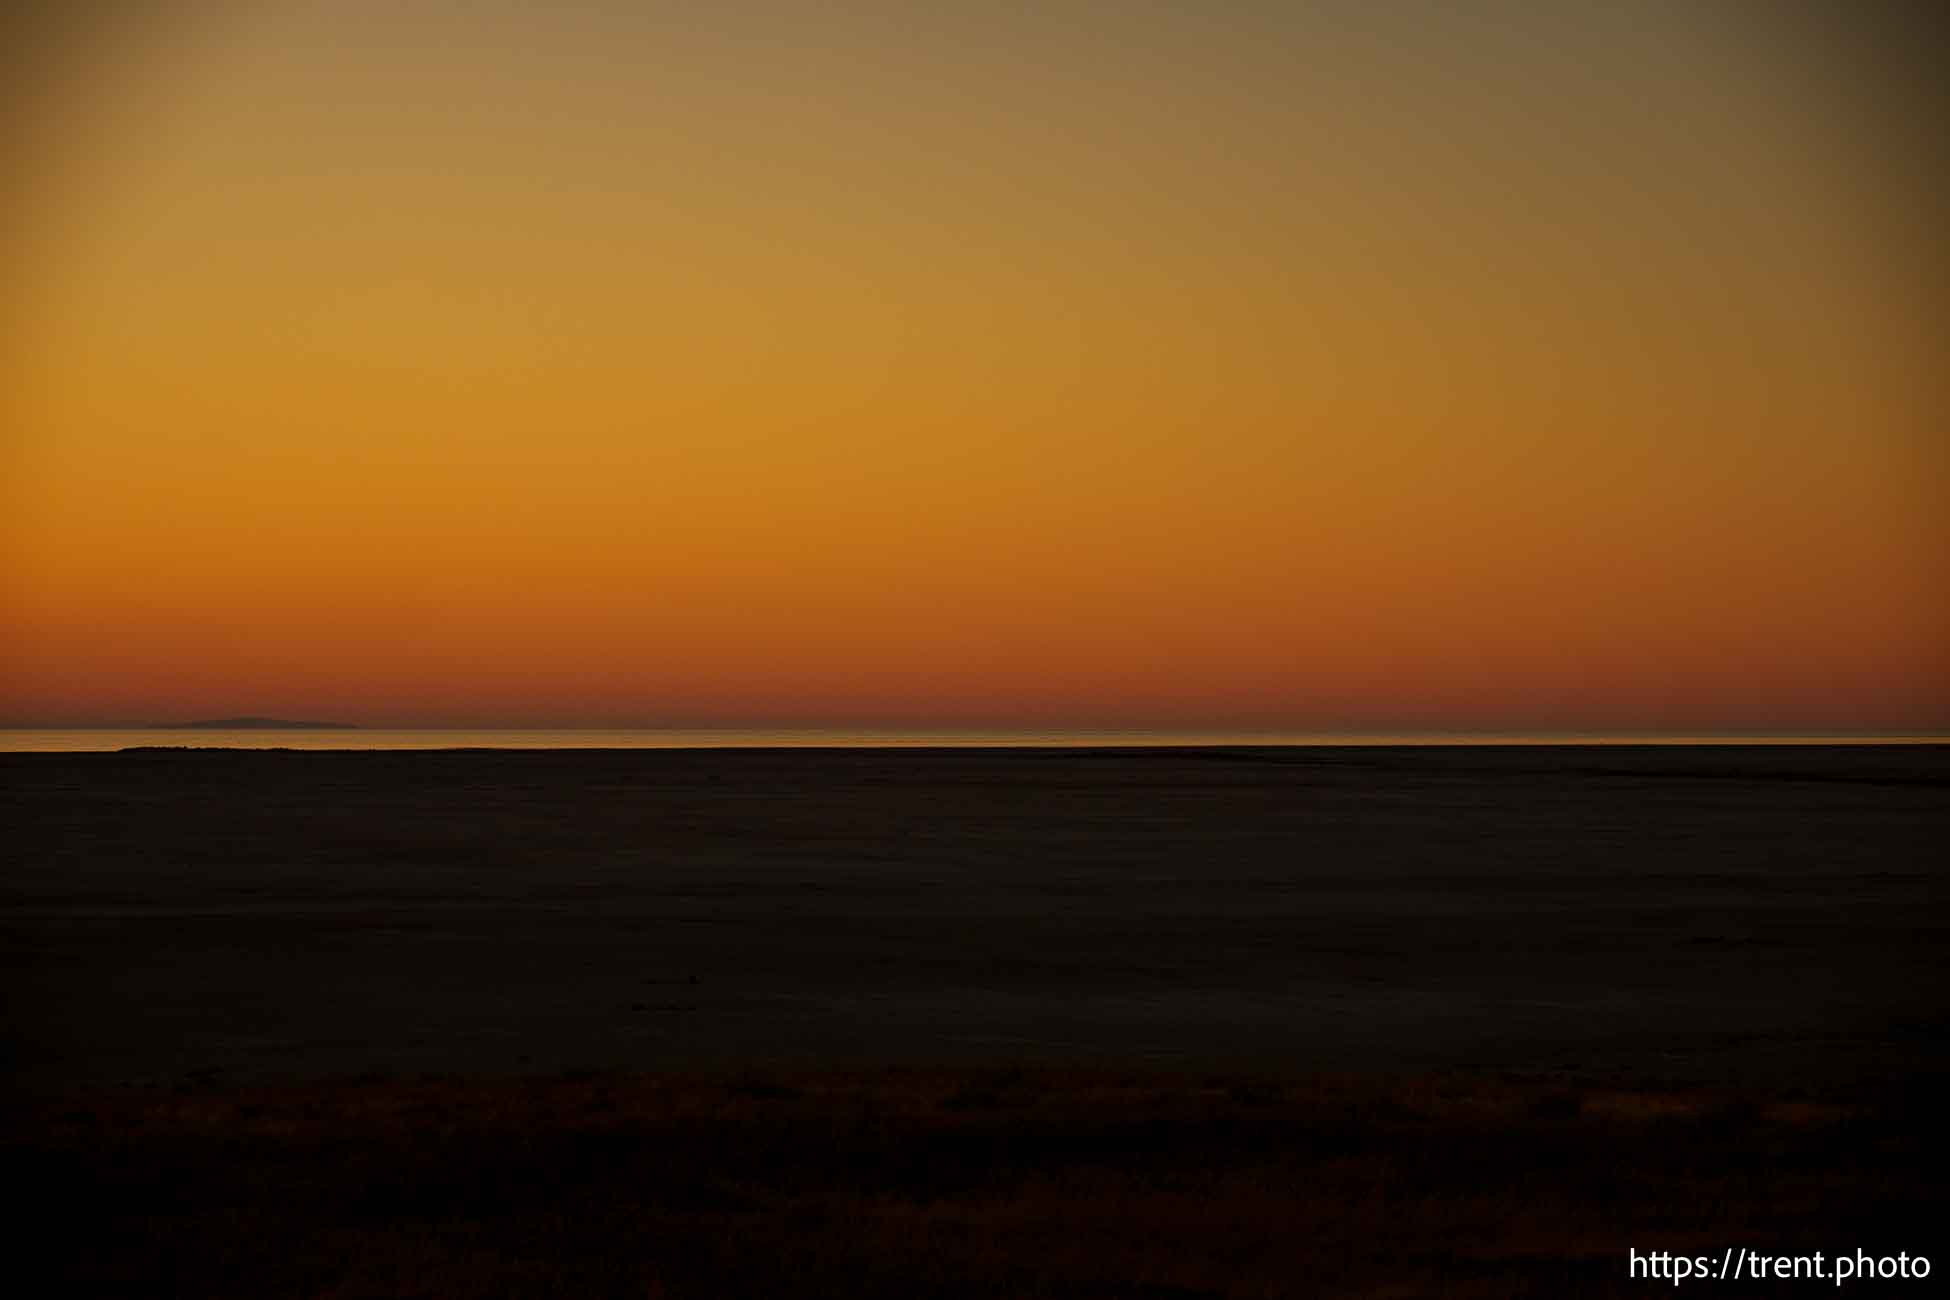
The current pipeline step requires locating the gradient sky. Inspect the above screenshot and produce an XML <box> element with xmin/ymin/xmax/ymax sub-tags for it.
<box><xmin>4</xmin><ymin>0</ymin><xmax>1944</xmax><ymax>729</ymax></box>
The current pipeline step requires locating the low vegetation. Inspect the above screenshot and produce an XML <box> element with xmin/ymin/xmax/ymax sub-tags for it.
<box><xmin>9</xmin><ymin>1066</ymin><xmax>1940</xmax><ymax>1297</ymax></box>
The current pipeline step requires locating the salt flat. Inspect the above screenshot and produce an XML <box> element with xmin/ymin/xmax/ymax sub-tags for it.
<box><xmin>5</xmin><ymin>746</ymin><xmax>1944</xmax><ymax>1089</ymax></box>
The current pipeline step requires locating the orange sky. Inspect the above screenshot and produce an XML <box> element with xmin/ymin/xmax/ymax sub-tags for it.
<box><xmin>4</xmin><ymin>1</ymin><xmax>1944</xmax><ymax>729</ymax></box>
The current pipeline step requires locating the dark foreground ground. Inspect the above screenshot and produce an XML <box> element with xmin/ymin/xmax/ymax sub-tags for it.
<box><xmin>8</xmin><ymin>1066</ymin><xmax>1943</xmax><ymax>1298</ymax></box>
<box><xmin>5</xmin><ymin>746</ymin><xmax>1946</xmax><ymax>1295</ymax></box>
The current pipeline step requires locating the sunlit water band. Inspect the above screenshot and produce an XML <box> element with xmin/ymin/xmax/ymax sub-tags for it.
<box><xmin>2</xmin><ymin>730</ymin><xmax>1944</xmax><ymax>752</ymax></box>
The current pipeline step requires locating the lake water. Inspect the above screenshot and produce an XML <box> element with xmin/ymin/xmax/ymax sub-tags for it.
<box><xmin>4</xmin><ymin>727</ymin><xmax>1943</xmax><ymax>751</ymax></box>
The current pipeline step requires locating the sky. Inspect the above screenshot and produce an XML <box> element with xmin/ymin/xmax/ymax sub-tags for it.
<box><xmin>3</xmin><ymin>0</ymin><xmax>1944</xmax><ymax>730</ymax></box>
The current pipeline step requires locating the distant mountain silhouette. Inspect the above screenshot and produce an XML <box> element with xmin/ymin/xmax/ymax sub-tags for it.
<box><xmin>154</xmin><ymin>717</ymin><xmax>359</xmax><ymax>730</ymax></box>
